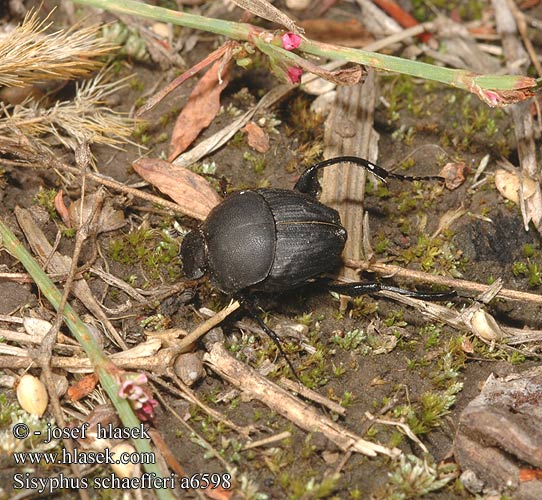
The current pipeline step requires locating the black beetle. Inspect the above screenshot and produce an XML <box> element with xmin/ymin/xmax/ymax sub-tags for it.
<box><xmin>181</xmin><ymin>156</ymin><xmax>454</xmax><ymax>375</ymax></box>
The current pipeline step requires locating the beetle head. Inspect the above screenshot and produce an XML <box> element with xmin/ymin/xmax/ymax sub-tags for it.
<box><xmin>180</xmin><ymin>230</ymin><xmax>207</xmax><ymax>279</ymax></box>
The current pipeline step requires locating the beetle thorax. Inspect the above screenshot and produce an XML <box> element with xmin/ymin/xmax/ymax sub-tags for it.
<box><xmin>203</xmin><ymin>190</ymin><xmax>276</xmax><ymax>294</ymax></box>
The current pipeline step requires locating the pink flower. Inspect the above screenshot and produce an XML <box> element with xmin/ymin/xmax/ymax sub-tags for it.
<box><xmin>287</xmin><ymin>66</ymin><xmax>303</xmax><ymax>84</ymax></box>
<box><xmin>118</xmin><ymin>372</ymin><xmax>157</xmax><ymax>421</ymax></box>
<box><xmin>483</xmin><ymin>90</ymin><xmax>500</xmax><ymax>107</ymax></box>
<box><xmin>119</xmin><ymin>381</ymin><xmax>142</xmax><ymax>400</ymax></box>
<box><xmin>132</xmin><ymin>397</ymin><xmax>158</xmax><ymax>422</ymax></box>
<box><xmin>281</xmin><ymin>33</ymin><xmax>302</xmax><ymax>51</ymax></box>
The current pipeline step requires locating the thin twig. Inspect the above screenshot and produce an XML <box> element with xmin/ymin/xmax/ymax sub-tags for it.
<box><xmin>137</xmin><ymin>41</ymin><xmax>237</xmax><ymax>115</ymax></box>
<box><xmin>151</xmin><ymin>381</ymin><xmax>235</xmax><ymax>477</ymax></box>
<box><xmin>14</xmin><ymin>206</ymin><xmax>128</xmax><ymax>348</ymax></box>
<box><xmin>505</xmin><ymin>0</ymin><xmax>542</xmax><ymax>77</ymax></box>
<box><xmin>163</xmin><ymin>370</ymin><xmax>254</xmax><ymax>437</ymax></box>
<box><xmin>146</xmin><ymin>402</ymin><xmax>207</xmax><ymax>500</ymax></box>
<box><xmin>280</xmin><ymin>377</ymin><xmax>346</xmax><ymax>416</ymax></box>
<box><xmin>242</xmin><ymin>431</ymin><xmax>291</xmax><ymax>450</ymax></box>
<box><xmin>17</xmin><ymin>158</ymin><xmax>187</xmax><ymax>215</ymax></box>
<box><xmin>345</xmin><ymin>259</ymin><xmax>542</xmax><ymax>305</ymax></box>
<box><xmin>171</xmin><ymin>300</ymin><xmax>241</xmax><ymax>356</ymax></box>
<box><xmin>33</xmin><ymin>146</ymin><xmax>97</xmax><ymax>500</ymax></box>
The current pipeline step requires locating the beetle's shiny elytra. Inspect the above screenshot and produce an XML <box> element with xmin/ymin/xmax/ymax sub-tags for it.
<box><xmin>182</xmin><ymin>188</ymin><xmax>346</xmax><ymax>294</ymax></box>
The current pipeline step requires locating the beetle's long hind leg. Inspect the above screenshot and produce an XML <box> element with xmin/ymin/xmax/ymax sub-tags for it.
<box><xmin>294</xmin><ymin>156</ymin><xmax>445</xmax><ymax>197</ymax></box>
<box><xmin>236</xmin><ymin>295</ymin><xmax>301</xmax><ymax>381</ymax></box>
<box><xmin>326</xmin><ymin>281</ymin><xmax>457</xmax><ymax>301</ymax></box>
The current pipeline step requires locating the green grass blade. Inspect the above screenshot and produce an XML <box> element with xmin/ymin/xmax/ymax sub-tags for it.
<box><xmin>71</xmin><ymin>0</ymin><xmax>540</xmax><ymax>105</ymax></box>
<box><xmin>0</xmin><ymin>219</ymin><xmax>175</xmax><ymax>500</ymax></box>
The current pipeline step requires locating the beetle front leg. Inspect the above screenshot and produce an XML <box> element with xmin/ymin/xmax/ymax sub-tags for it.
<box><xmin>326</xmin><ymin>281</ymin><xmax>457</xmax><ymax>301</ymax></box>
<box><xmin>294</xmin><ymin>156</ymin><xmax>445</xmax><ymax>197</ymax></box>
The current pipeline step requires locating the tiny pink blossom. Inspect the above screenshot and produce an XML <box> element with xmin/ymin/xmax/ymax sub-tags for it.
<box><xmin>281</xmin><ymin>33</ymin><xmax>302</xmax><ymax>51</ymax></box>
<box><xmin>134</xmin><ymin>373</ymin><xmax>148</xmax><ymax>385</ymax></box>
<box><xmin>141</xmin><ymin>399</ymin><xmax>158</xmax><ymax>415</ymax></box>
<box><xmin>483</xmin><ymin>90</ymin><xmax>500</xmax><ymax>106</ymax></box>
<box><xmin>287</xmin><ymin>66</ymin><xmax>303</xmax><ymax>84</ymax></box>
<box><xmin>118</xmin><ymin>372</ymin><xmax>157</xmax><ymax>421</ymax></box>
<box><xmin>134</xmin><ymin>398</ymin><xmax>158</xmax><ymax>422</ymax></box>
<box><xmin>119</xmin><ymin>380</ymin><xmax>143</xmax><ymax>400</ymax></box>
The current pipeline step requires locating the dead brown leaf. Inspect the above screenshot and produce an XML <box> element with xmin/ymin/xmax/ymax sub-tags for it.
<box><xmin>461</xmin><ymin>336</ymin><xmax>474</xmax><ymax>354</ymax></box>
<box><xmin>439</xmin><ymin>161</ymin><xmax>470</xmax><ymax>189</ymax></box>
<box><xmin>242</xmin><ymin>121</ymin><xmax>270</xmax><ymax>153</ymax></box>
<box><xmin>65</xmin><ymin>191</ymin><xmax>126</xmax><ymax>233</ymax></box>
<box><xmin>54</xmin><ymin>190</ymin><xmax>70</xmax><ymax>226</ymax></box>
<box><xmin>299</xmin><ymin>61</ymin><xmax>363</xmax><ymax>86</ymax></box>
<box><xmin>168</xmin><ymin>60</ymin><xmax>231</xmax><ymax>161</ymax></box>
<box><xmin>132</xmin><ymin>158</ymin><xmax>222</xmax><ymax>221</ymax></box>
<box><xmin>299</xmin><ymin>18</ymin><xmax>373</xmax><ymax>47</ymax></box>
<box><xmin>67</xmin><ymin>373</ymin><xmax>98</xmax><ymax>402</ymax></box>
<box><xmin>494</xmin><ymin>168</ymin><xmax>538</xmax><ymax>205</ymax></box>
<box><xmin>137</xmin><ymin>42</ymin><xmax>237</xmax><ymax>116</ymax></box>
<box><xmin>230</xmin><ymin>0</ymin><xmax>303</xmax><ymax>34</ymax></box>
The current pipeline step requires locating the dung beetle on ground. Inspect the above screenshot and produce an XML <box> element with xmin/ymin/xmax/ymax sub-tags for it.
<box><xmin>181</xmin><ymin>156</ymin><xmax>455</xmax><ymax>376</ymax></box>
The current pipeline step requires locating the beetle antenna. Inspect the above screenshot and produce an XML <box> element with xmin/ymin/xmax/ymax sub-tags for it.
<box><xmin>295</xmin><ymin>156</ymin><xmax>444</xmax><ymax>197</ymax></box>
<box><xmin>237</xmin><ymin>295</ymin><xmax>301</xmax><ymax>381</ymax></box>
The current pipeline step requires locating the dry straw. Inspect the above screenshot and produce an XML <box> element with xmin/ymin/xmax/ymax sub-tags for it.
<box><xmin>0</xmin><ymin>10</ymin><xmax>112</xmax><ymax>87</ymax></box>
<box><xmin>0</xmin><ymin>10</ymin><xmax>134</xmax><ymax>152</ymax></box>
<box><xmin>0</xmin><ymin>71</ymin><xmax>135</xmax><ymax>150</ymax></box>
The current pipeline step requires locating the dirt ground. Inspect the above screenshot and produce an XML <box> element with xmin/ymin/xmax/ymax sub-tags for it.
<box><xmin>1</xmin><ymin>1</ymin><xmax>542</xmax><ymax>499</ymax></box>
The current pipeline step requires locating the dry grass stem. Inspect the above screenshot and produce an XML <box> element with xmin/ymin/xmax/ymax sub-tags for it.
<box><xmin>162</xmin><ymin>371</ymin><xmax>254</xmax><ymax>437</ymax></box>
<box><xmin>151</xmin><ymin>384</ymin><xmax>235</xmax><ymax>476</ymax></box>
<box><xmin>280</xmin><ymin>377</ymin><xmax>346</xmax><ymax>416</ymax></box>
<box><xmin>0</xmin><ymin>10</ymin><xmax>113</xmax><ymax>87</ymax></box>
<box><xmin>492</xmin><ymin>0</ymin><xmax>542</xmax><ymax>234</ymax></box>
<box><xmin>242</xmin><ymin>431</ymin><xmax>292</xmax><ymax>450</ymax></box>
<box><xmin>377</xmin><ymin>286</ymin><xmax>542</xmax><ymax>356</ymax></box>
<box><xmin>171</xmin><ymin>300</ymin><xmax>241</xmax><ymax>356</ymax></box>
<box><xmin>14</xmin><ymin>206</ymin><xmax>128</xmax><ymax>349</ymax></box>
<box><xmin>0</xmin><ymin>342</ymin><xmax>163</xmax><ymax>371</ymax></box>
<box><xmin>2</xmin><ymin>141</ymin><xmax>189</xmax><ymax>215</ymax></box>
<box><xmin>505</xmin><ymin>0</ymin><xmax>542</xmax><ymax>77</ymax></box>
<box><xmin>364</xmin><ymin>412</ymin><xmax>429</xmax><ymax>454</ymax></box>
<box><xmin>1</xmin><ymin>71</ymin><xmax>134</xmax><ymax>150</ymax></box>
